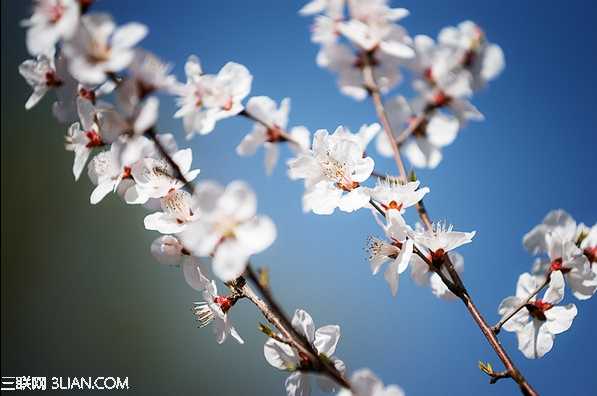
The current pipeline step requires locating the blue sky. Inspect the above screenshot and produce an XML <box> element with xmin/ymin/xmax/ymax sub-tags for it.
<box><xmin>2</xmin><ymin>1</ymin><xmax>596</xmax><ymax>395</ymax></box>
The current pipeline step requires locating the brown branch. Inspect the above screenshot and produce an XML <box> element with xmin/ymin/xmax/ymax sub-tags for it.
<box><xmin>242</xmin><ymin>264</ymin><xmax>351</xmax><ymax>390</ymax></box>
<box><xmin>361</xmin><ymin>53</ymin><xmax>408</xmax><ymax>182</ymax></box>
<box><xmin>362</xmin><ymin>60</ymin><xmax>538</xmax><ymax>396</ymax></box>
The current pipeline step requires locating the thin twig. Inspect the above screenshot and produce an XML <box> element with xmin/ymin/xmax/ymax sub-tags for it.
<box><xmin>361</xmin><ymin>52</ymin><xmax>408</xmax><ymax>181</ymax></box>
<box><xmin>492</xmin><ymin>274</ymin><xmax>551</xmax><ymax>335</ymax></box>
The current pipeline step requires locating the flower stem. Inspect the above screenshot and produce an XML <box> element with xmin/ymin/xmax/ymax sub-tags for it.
<box><xmin>491</xmin><ymin>274</ymin><xmax>551</xmax><ymax>335</ymax></box>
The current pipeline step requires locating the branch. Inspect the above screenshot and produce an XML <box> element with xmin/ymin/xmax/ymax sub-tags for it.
<box><xmin>242</xmin><ymin>264</ymin><xmax>351</xmax><ymax>390</ymax></box>
<box><xmin>362</xmin><ymin>60</ymin><xmax>539</xmax><ymax>396</ymax></box>
<box><xmin>361</xmin><ymin>52</ymin><xmax>408</xmax><ymax>181</ymax></box>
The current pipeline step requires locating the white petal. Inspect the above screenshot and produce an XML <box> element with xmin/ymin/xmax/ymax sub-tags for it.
<box><xmin>314</xmin><ymin>325</ymin><xmax>340</xmax><ymax>356</ymax></box>
<box><xmin>212</xmin><ymin>239</ymin><xmax>249</xmax><ymax>282</ymax></box>
<box><xmin>285</xmin><ymin>372</ymin><xmax>310</xmax><ymax>396</ymax></box>
<box><xmin>338</xmin><ymin>187</ymin><xmax>370</xmax><ymax>213</ymax></box>
<box><xmin>134</xmin><ymin>96</ymin><xmax>159</xmax><ymax>134</ymax></box>
<box><xmin>545</xmin><ymin>304</ymin><xmax>577</xmax><ymax>335</ymax></box>
<box><xmin>111</xmin><ymin>23</ymin><xmax>148</xmax><ymax>49</ymax></box>
<box><xmin>235</xmin><ymin>215</ymin><xmax>277</xmax><ymax>255</ymax></box>
<box><xmin>264</xmin><ymin>339</ymin><xmax>298</xmax><ymax>370</ymax></box>
<box><xmin>291</xmin><ymin>309</ymin><xmax>315</xmax><ymax>343</ymax></box>
<box><xmin>264</xmin><ymin>143</ymin><xmax>279</xmax><ymax>175</ymax></box>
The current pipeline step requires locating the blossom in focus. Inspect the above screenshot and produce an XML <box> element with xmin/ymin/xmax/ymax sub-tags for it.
<box><xmin>180</xmin><ymin>181</ymin><xmax>276</xmax><ymax>282</ymax></box>
<box><xmin>22</xmin><ymin>0</ymin><xmax>80</xmax><ymax>55</ymax></box>
<box><xmin>193</xmin><ymin>271</ymin><xmax>244</xmax><ymax>345</ymax></box>
<box><xmin>368</xmin><ymin>176</ymin><xmax>429</xmax><ymax>213</ymax></box>
<box><xmin>174</xmin><ymin>56</ymin><xmax>252</xmax><ymax>137</ymax></box>
<box><xmin>264</xmin><ymin>309</ymin><xmax>345</xmax><ymax>396</ymax></box>
<box><xmin>126</xmin><ymin>148</ymin><xmax>200</xmax><ymax>204</ymax></box>
<box><xmin>63</xmin><ymin>13</ymin><xmax>148</xmax><ymax>84</ymax></box>
<box><xmin>86</xmin><ymin>145</ymin><xmax>133</xmax><ymax>204</ymax></box>
<box><xmin>524</xmin><ymin>210</ymin><xmax>595</xmax><ymax>300</ymax></box>
<box><xmin>144</xmin><ymin>189</ymin><xmax>198</xmax><ymax>234</ymax></box>
<box><xmin>65</xmin><ymin>97</ymin><xmax>124</xmax><ymax>180</ymax></box>
<box><xmin>498</xmin><ymin>271</ymin><xmax>577</xmax><ymax>359</ymax></box>
<box><xmin>288</xmin><ymin>126</ymin><xmax>376</xmax><ymax>215</ymax></box>
<box><xmin>413</xmin><ymin>221</ymin><xmax>475</xmax><ymax>265</ymax></box>
<box><xmin>367</xmin><ymin>211</ymin><xmax>414</xmax><ymax>296</ymax></box>
<box><xmin>236</xmin><ymin>96</ymin><xmax>311</xmax><ymax>174</ymax></box>
<box><xmin>337</xmin><ymin>368</ymin><xmax>405</xmax><ymax>396</ymax></box>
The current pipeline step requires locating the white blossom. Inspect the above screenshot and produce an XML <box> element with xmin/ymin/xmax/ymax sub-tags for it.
<box><xmin>22</xmin><ymin>0</ymin><xmax>80</xmax><ymax>56</ymax></box>
<box><xmin>368</xmin><ymin>177</ymin><xmax>429</xmax><ymax>213</ymax></box>
<box><xmin>174</xmin><ymin>56</ymin><xmax>252</xmax><ymax>137</ymax></box>
<box><xmin>524</xmin><ymin>210</ymin><xmax>596</xmax><ymax>300</ymax></box>
<box><xmin>317</xmin><ymin>43</ymin><xmax>401</xmax><ymax>101</ymax></box>
<box><xmin>338</xmin><ymin>368</ymin><xmax>405</xmax><ymax>396</ymax></box>
<box><xmin>63</xmin><ymin>13</ymin><xmax>147</xmax><ymax>84</ymax></box>
<box><xmin>192</xmin><ymin>271</ymin><xmax>244</xmax><ymax>345</ymax></box>
<box><xmin>338</xmin><ymin>7</ymin><xmax>415</xmax><ymax>59</ymax></box>
<box><xmin>236</xmin><ymin>96</ymin><xmax>310</xmax><ymax>174</ymax></box>
<box><xmin>86</xmin><ymin>145</ymin><xmax>133</xmax><ymax>204</ymax></box>
<box><xmin>498</xmin><ymin>271</ymin><xmax>577</xmax><ymax>359</ymax></box>
<box><xmin>144</xmin><ymin>189</ymin><xmax>198</xmax><ymax>234</ymax></box>
<box><xmin>65</xmin><ymin>97</ymin><xmax>124</xmax><ymax>180</ymax></box>
<box><xmin>264</xmin><ymin>309</ymin><xmax>345</xmax><ymax>396</ymax></box>
<box><xmin>375</xmin><ymin>96</ymin><xmax>461</xmax><ymax>169</ymax></box>
<box><xmin>438</xmin><ymin>20</ymin><xmax>505</xmax><ymax>90</ymax></box>
<box><xmin>288</xmin><ymin>126</ymin><xmax>376</xmax><ymax>215</ymax></box>
<box><xmin>126</xmin><ymin>148</ymin><xmax>200</xmax><ymax>204</ymax></box>
<box><xmin>180</xmin><ymin>181</ymin><xmax>276</xmax><ymax>282</ymax></box>
<box><xmin>367</xmin><ymin>211</ymin><xmax>414</xmax><ymax>296</ymax></box>
<box><xmin>413</xmin><ymin>221</ymin><xmax>475</xmax><ymax>260</ymax></box>
<box><xmin>19</xmin><ymin>48</ymin><xmax>61</xmax><ymax>109</ymax></box>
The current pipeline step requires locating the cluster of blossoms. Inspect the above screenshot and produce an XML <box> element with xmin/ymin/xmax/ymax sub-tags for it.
<box><xmin>301</xmin><ymin>1</ymin><xmax>504</xmax><ymax>169</ymax></box>
<box><xmin>497</xmin><ymin>210</ymin><xmax>596</xmax><ymax>358</ymax></box>
<box><xmin>17</xmin><ymin>1</ymin><xmax>594</xmax><ymax>396</ymax></box>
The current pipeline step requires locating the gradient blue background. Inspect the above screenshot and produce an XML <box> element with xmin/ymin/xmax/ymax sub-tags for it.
<box><xmin>2</xmin><ymin>1</ymin><xmax>596</xmax><ymax>395</ymax></box>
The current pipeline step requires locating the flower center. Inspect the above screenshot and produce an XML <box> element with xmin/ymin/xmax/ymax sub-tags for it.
<box><xmin>431</xmin><ymin>248</ymin><xmax>445</xmax><ymax>267</ymax></box>
<box><xmin>122</xmin><ymin>166</ymin><xmax>132</xmax><ymax>179</ymax></box>
<box><xmin>213</xmin><ymin>296</ymin><xmax>233</xmax><ymax>313</ymax></box>
<box><xmin>382</xmin><ymin>200</ymin><xmax>403</xmax><ymax>211</ymax></box>
<box><xmin>550</xmin><ymin>258</ymin><xmax>571</xmax><ymax>274</ymax></box>
<box><xmin>584</xmin><ymin>247</ymin><xmax>597</xmax><ymax>263</ymax></box>
<box><xmin>432</xmin><ymin>91</ymin><xmax>451</xmax><ymax>107</ymax></box>
<box><xmin>525</xmin><ymin>300</ymin><xmax>553</xmax><ymax>321</ymax></box>
<box><xmin>85</xmin><ymin>130</ymin><xmax>103</xmax><ymax>148</ymax></box>
<box><xmin>45</xmin><ymin>71</ymin><xmax>63</xmax><ymax>87</ymax></box>
<box><xmin>48</xmin><ymin>4</ymin><xmax>65</xmax><ymax>24</ymax></box>
<box><xmin>162</xmin><ymin>190</ymin><xmax>194</xmax><ymax>224</ymax></box>
<box><xmin>79</xmin><ymin>88</ymin><xmax>96</xmax><ymax>103</ymax></box>
<box><xmin>266</xmin><ymin>125</ymin><xmax>284</xmax><ymax>143</ymax></box>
